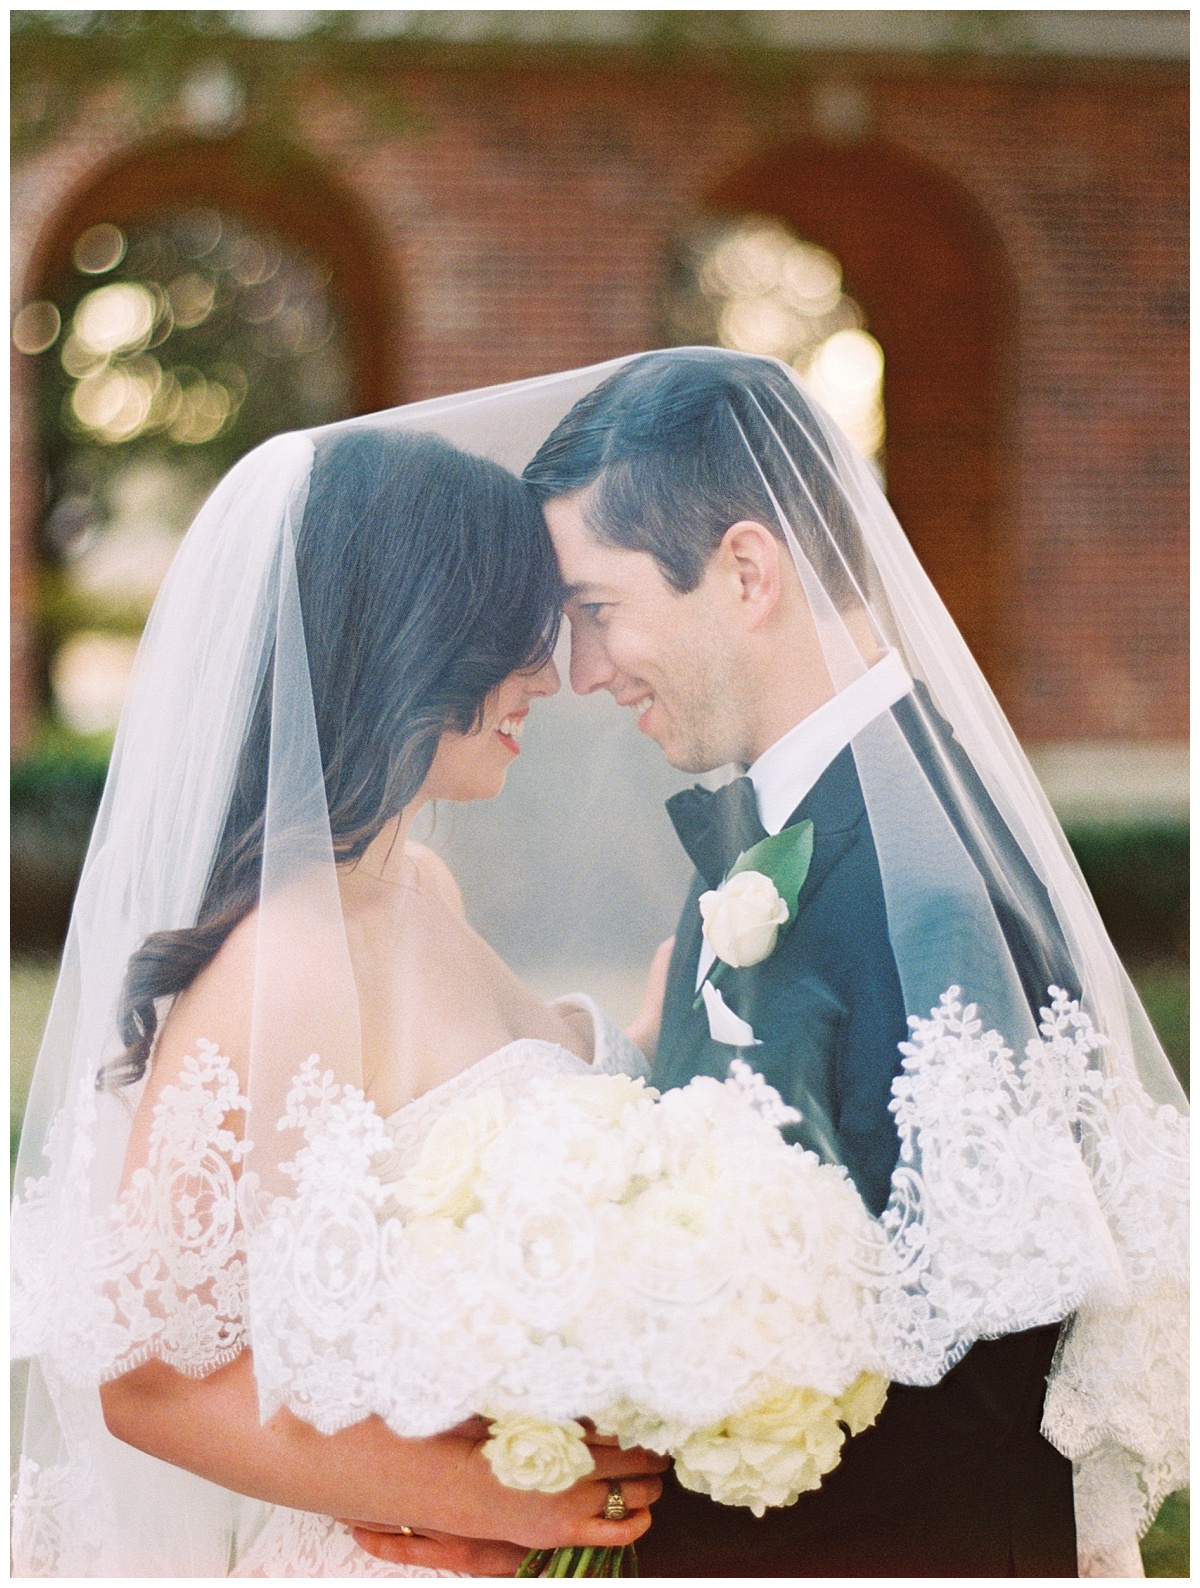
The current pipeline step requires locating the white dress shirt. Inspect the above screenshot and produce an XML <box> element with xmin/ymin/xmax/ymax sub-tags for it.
<box><xmin>695</xmin><ymin>650</ymin><xmax>913</xmax><ymax>1004</ymax></box>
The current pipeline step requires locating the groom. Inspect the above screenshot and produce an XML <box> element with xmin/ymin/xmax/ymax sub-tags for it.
<box><xmin>352</xmin><ymin>350</ymin><xmax>1078</xmax><ymax>1576</ymax></box>
<box><xmin>522</xmin><ymin>350</ymin><xmax>1078</xmax><ymax>1578</ymax></box>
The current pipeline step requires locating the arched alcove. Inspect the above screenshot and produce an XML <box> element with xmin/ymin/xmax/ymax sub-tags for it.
<box><xmin>24</xmin><ymin>134</ymin><xmax>395</xmax><ymax>414</ymax></box>
<box><xmin>15</xmin><ymin>135</ymin><xmax>399</xmax><ymax>731</ymax></box>
<box><xmin>705</xmin><ymin>137</ymin><xmax>1014</xmax><ymax>688</ymax></box>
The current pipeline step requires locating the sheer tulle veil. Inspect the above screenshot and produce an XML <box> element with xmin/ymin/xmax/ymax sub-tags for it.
<box><xmin>11</xmin><ymin>350</ymin><xmax>1186</xmax><ymax>1577</ymax></box>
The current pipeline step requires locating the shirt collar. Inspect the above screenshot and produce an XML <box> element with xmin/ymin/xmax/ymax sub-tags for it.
<box><xmin>748</xmin><ymin>650</ymin><xmax>913</xmax><ymax>836</ymax></box>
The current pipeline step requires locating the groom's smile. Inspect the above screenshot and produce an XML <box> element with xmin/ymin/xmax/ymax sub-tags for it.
<box><xmin>543</xmin><ymin>491</ymin><xmax>748</xmax><ymax>774</ymax></box>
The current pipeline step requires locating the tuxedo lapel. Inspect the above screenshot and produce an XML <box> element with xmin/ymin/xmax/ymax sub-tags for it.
<box><xmin>784</xmin><ymin>745</ymin><xmax>866</xmax><ymax>924</ymax></box>
<box><xmin>654</xmin><ymin>873</ymin><xmax>713</xmax><ymax>1090</ymax></box>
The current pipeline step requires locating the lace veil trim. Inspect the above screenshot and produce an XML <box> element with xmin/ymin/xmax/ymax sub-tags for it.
<box><xmin>11</xmin><ymin>990</ymin><xmax>1187</xmax><ymax>1577</ymax></box>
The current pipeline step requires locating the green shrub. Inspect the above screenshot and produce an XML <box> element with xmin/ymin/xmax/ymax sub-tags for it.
<box><xmin>11</xmin><ymin>732</ymin><xmax>112</xmax><ymax>951</ymax></box>
<box><xmin>10</xmin><ymin>743</ymin><xmax>1192</xmax><ymax>963</ymax></box>
<box><xmin>1063</xmin><ymin>821</ymin><xmax>1189</xmax><ymax>963</ymax></box>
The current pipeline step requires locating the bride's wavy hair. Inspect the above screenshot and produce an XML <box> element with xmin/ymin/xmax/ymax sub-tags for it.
<box><xmin>109</xmin><ymin>428</ymin><xmax>562</xmax><ymax>1088</ymax></box>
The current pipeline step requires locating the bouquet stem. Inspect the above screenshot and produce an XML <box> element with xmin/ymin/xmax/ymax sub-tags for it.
<box><xmin>517</xmin><ymin>1545</ymin><xmax>637</xmax><ymax>1577</ymax></box>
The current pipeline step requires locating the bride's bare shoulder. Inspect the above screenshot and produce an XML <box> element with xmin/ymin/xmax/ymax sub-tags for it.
<box><xmin>154</xmin><ymin>911</ymin><xmax>260</xmax><ymax>1079</ymax></box>
<box><xmin>121</xmin><ymin>914</ymin><xmax>259</xmax><ymax>1186</ymax></box>
<box><xmin>404</xmin><ymin>842</ymin><xmax>465</xmax><ymax>915</ymax></box>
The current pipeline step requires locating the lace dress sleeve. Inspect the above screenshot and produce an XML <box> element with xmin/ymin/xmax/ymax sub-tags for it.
<box><xmin>550</xmin><ymin>992</ymin><xmax>652</xmax><ymax>1081</ymax></box>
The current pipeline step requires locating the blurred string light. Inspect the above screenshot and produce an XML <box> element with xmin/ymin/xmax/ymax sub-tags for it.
<box><xmin>664</xmin><ymin>215</ymin><xmax>886</xmax><ymax>472</ymax></box>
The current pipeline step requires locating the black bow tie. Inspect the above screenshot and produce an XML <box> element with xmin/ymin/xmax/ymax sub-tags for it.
<box><xmin>665</xmin><ymin>776</ymin><xmax>768</xmax><ymax>888</ymax></box>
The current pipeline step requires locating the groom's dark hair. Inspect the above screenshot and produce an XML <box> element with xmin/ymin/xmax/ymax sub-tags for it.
<box><xmin>523</xmin><ymin>347</ymin><xmax>869</xmax><ymax>607</ymax></box>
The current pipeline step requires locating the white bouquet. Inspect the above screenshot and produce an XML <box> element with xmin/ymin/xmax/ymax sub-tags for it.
<box><xmin>249</xmin><ymin>1053</ymin><xmax>888</xmax><ymax>1575</ymax></box>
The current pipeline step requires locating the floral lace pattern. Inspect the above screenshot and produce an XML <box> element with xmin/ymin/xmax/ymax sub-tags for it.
<box><xmin>871</xmin><ymin>988</ymin><xmax>1187</xmax><ymax>1573</ymax></box>
<box><xmin>244</xmin><ymin>1038</ymin><xmax>637</xmax><ymax>1436</ymax></box>
<box><xmin>11</xmin><ymin>992</ymin><xmax>1186</xmax><ymax>1578</ymax></box>
<box><xmin>12</xmin><ymin>1039</ymin><xmax>250</xmax><ymax>1387</ymax></box>
<box><xmin>11</xmin><ymin>1454</ymin><xmax>102</xmax><ymax>1580</ymax></box>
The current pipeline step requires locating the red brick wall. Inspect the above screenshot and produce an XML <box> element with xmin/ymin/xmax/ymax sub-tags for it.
<box><xmin>11</xmin><ymin>56</ymin><xmax>1187</xmax><ymax>748</ymax></box>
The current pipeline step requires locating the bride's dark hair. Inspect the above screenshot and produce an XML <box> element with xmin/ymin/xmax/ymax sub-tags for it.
<box><xmin>110</xmin><ymin>428</ymin><xmax>562</xmax><ymax>1087</ymax></box>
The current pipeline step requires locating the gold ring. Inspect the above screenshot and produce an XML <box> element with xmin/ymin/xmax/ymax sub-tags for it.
<box><xmin>602</xmin><ymin>1482</ymin><xmax>628</xmax><ymax>1522</ymax></box>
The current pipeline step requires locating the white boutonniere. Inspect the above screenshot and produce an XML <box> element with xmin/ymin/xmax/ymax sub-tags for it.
<box><xmin>694</xmin><ymin>822</ymin><xmax>814</xmax><ymax>1010</ymax></box>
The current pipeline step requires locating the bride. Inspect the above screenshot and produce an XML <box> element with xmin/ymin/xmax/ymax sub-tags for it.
<box><xmin>11</xmin><ymin>419</ymin><xmax>668</xmax><ymax>1577</ymax></box>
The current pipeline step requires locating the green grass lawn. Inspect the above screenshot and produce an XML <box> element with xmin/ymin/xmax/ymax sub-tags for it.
<box><xmin>10</xmin><ymin>955</ymin><xmax>1191</xmax><ymax>1571</ymax></box>
<box><xmin>1142</xmin><ymin>1488</ymin><xmax>1189</xmax><ymax>1578</ymax></box>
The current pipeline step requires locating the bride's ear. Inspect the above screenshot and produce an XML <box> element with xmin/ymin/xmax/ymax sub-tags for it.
<box><xmin>717</xmin><ymin>520</ymin><xmax>783</xmax><ymax>630</ymax></box>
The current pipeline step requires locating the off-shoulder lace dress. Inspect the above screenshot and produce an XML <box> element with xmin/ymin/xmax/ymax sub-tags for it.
<box><xmin>231</xmin><ymin>997</ymin><xmax>648</xmax><ymax>1578</ymax></box>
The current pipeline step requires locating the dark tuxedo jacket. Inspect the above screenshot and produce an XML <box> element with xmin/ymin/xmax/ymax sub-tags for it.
<box><xmin>643</xmin><ymin>688</ymin><xmax>1078</xmax><ymax>1577</ymax></box>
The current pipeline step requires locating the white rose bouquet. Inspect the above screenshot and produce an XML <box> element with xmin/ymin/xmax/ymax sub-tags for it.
<box><xmin>257</xmin><ymin>1056</ymin><xmax>888</xmax><ymax>1578</ymax></box>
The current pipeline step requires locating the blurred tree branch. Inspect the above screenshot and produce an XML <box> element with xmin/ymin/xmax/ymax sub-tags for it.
<box><xmin>12</xmin><ymin>11</ymin><xmax>418</xmax><ymax>155</ymax></box>
<box><xmin>10</xmin><ymin>9</ymin><xmax>818</xmax><ymax>156</ymax></box>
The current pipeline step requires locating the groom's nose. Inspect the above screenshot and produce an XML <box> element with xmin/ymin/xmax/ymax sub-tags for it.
<box><xmin>568</xmin><ymin>621</ymin><xmax>617</xmax><ymax>696</ymax></box>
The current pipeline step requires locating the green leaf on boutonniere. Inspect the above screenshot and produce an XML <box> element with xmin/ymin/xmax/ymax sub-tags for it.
<box><xmin>728</xmin><ymin>819</ymin><xmax>814</xmax><ymax>923</ymax></box>
<box><xmin>691</xmin><ymin>820</ymin><xmax>815</xmax><ymax>1011</ymax></box>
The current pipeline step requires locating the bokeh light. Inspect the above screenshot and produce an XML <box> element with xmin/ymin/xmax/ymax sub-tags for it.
<box><xmin>72</xmin><ymin>282</ymin><xmax>157</xmax><ymax>357</ymax></box>
<box><xmin>806</xmin><ymin>329</ymin><xmax>886</xmax><ymax>460</ymax></box>
<box><xmin>167</xmin><ymin>271</ymin><xmax>217</xmax><ymax>328</ymax></box>
<box><xmin>12</xmin><ymin>300</ymin><xmax>61</xmax><ymax>354</ymax></box>
<box><xmin>32</xmin><ymin>207</ymin><xmax>353</xmax><ymax>737</ymax></box>
<box><xmin>664</xmin><ymin>215</ymin><xmax>885</xmax><ymax>474</ymax></box>
<box><xmin>71</xmin><ymin>222</ymin><xmax>127</xmax><ymax>275</ymax></box>
<box><xmin>50</xmin><ymin>631</ymin><xmax>141</xmax><ymax>735</ymax></box>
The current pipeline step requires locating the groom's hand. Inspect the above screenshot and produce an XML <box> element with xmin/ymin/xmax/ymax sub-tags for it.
<box><xmin>627</xmin><ymin>935</ymin><xmax>675</xmax><ymax>1059</ymax></box>
<box><xmin>346</xmin><ymin>1525</ymin><xmax>527</xmax><ymax>1576</ymax></box>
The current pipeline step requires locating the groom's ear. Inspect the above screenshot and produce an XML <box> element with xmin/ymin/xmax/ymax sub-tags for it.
<box><xmin>717</xmin><ymin>520</ymin><xmax>783</xmax><ymax>630</ymax></box>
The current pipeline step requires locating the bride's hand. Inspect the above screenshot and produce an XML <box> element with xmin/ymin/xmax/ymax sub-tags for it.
<box><xmin>346</xmin><ymin>1428</ymin><xmax>668</xmax><ymax>1567</ymax></box>
<box><xmin>626</xmin><ymin>936</ymin><xmax>675</xmax><ymax>1060</ymax></box>
<box><xmin>345</xmin><ymin>1525</ymin><xmax>528</xmax><ymax>1576</ymax></box>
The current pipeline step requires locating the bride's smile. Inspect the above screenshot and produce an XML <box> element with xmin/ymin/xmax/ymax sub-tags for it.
<box><xmin>422</xmin><ymin>656</ymin><xmax>560</xmax><ymax>804</ymax></box>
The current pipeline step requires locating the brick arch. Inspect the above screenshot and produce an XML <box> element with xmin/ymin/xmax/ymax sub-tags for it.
<box><xmin>707</xmin><ymin>138</ymin><xmax>1014</xmax><ymax>690</ymax></box>
<box><xmin>24</xmin><ymin>134</ymin><xmax>396</xmax><ymax>413</ymax></box>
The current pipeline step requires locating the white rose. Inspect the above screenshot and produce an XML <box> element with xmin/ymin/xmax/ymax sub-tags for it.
<box><xmin>393</xmin><ymin>1088</ymin><xmax>508</xmax><ymax>1222</ymax></box>
<box><xmin>699</xmin><ymin>871</ymin><xmax>790</xmax><ymax>968</ymax></box>
<box><xmin>560</xmin><ymin>1072</ymin><xmax>655</xmax><ymax>1124</ymax></box>
<box><xmin>622</xmin><ymin>1177</ymin><xmax>737</xmax><ymax>1306</ymax></box>
<box><xmin>836</xmin><ymin>1371</ymin><xmax>889</xmax><ymax>1436</ymax></box>
<box><xmin>673</xmin><ymin>1386</ymin><xmax>848</xmax><ymax>1517</ymax></box>
<box><xmin>482</xmin><ymin>1415</ymin><xmax>595</xmax><ymax>1493</ymax></box>
<box><xmin>593</xmin><ymin>1400</ymin><xmax>689</xmax><ymax>1456</ymax></box>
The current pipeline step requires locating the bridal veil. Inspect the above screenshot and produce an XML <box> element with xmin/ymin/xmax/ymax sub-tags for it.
<box><xmin>11</xmin><ymin>350</ymin><xmax>1186</xmax><ymax>1576</ymax></box>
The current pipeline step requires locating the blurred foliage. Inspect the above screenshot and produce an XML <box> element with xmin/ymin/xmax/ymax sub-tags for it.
<box><xmin>1064</xmin><ymin>822</ymin><xmax>1189</xmax><ymax>963</ymax></box>
<box><xmin>12</xmin><ymin>10</ymin><xmax>421</xmax><ymax>156</ymax></box>
<box><xmin>27</xmin><ymin>205</ymin><xmax>352</xmax><ymax>736</ymax></box>
<box><xmin>11</xmin><ymin>729</ymin><xmax>112</xmax><ymax>951</ymax></box>
<box><xmin>15</xmin><ymin>9</ymin><xmax>1043</xmax><ymax>157</ymax></box>
<box><xmin>1134</xmin><ymin>965</ymin><xmax>1190</xmax><ymax>1095</ymax></box>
